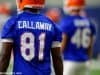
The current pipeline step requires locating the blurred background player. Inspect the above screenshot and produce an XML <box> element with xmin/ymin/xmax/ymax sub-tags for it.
<box><xmin>0</xmin><ymin>0</ymin><xmax>63</xmax><ymax>75</ymax></box>
<box><xmin>45</xmin><ymin>8</ymin><xmax>61</xmax><ymax>24</ymax></box>
<box><xmin>45</xmin><ymin>8</ymin><xmax>62</xmax><ymax>75</ymax></box>
<box><xmin>0</xmin><ymin>2</ymin><xmax>12</xmax><ymax>36</ymax></box>
<box><xmin>59</xmin><ymin>0</ymin><xmax>96</xmax><ymax>75</ymax></box>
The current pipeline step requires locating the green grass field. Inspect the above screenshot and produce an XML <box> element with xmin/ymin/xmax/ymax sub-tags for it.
<box><xmin>90</xmin><ymin>70</ymin><xmax>100</xmax><ymax>75</ymax></box>
<box><xmin>90</xmin><ymin>60</ymin><xmax>100</xmax><ymax>75</ymax></box>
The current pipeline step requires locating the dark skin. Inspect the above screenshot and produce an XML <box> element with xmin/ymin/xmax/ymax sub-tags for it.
<box><xmin>87</xmin><ymin>36</ymin><xmax>94</xmax><ymax>59</ymax></box>
<box><xmin>0</xmin><ymin>42</ymin><xmax>13</xmax><ymax>75</ymax></box>
<box><xmin>51</xmin><ymin>47</ymin><xmax>63</xmax><ymax>75</ymax></box>
<box><xmin>0</xmin><ymin>8</ymin><xmax>63</xmax><ymax>75</ymax></box>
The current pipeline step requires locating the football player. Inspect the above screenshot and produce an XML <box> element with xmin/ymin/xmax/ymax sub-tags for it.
<box><xmin>0</xmin><ymin>0</ymin><xmax>63</xmax><ymax>75</ymax></box>
<box><xmin>59</xmin><ymin>0</ymin><xmax>96</xmax><ymax>75</ymax></box>
<box><xmin>45</xmin><ymin>8</ymin><xmax>61</xmax><ymax>23</ymax></box>
<box><xmin>0</xmin><ymin>2</ymin><xmax>11</xmax><ymax>35</ymax></box>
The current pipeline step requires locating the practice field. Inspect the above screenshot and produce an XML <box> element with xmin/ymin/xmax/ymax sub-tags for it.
<box><xmin>7</xmin><ymin>60</ymin><xmax>100</xmax><ymax>75</ymax></box>
<box><xmin>90</xmin><ymin>60</ymin><xmax>100</xmax><ymax>75</ymax></box>
<box><xmin>91</xmin><ymin>70</ymin><xmax>100</xmax><ymax>75</ymax></box>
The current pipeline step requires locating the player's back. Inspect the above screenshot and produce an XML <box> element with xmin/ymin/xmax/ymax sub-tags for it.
<box><xmin>59</xmin><ymin>15</ymin><xmax>95</xmax><ymax>62</ymax></box>
<box><xmin>3</xmin><ymin>11</ymin><xmax>60</xmax><ymax>75</ymax></box>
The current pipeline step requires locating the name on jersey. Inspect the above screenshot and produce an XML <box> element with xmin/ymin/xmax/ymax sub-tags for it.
<box><xmin>18</xmin><ymin>21</ymin><xmax>52</xmax><ymax>31</ymax></box>
<box><xmin>74</xmin><ymin>19</ymin><xmax>90</xmax><ymax>27</ymax></box>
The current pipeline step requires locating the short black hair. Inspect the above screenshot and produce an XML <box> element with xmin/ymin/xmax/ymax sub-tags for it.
<box><xmin>23</xmin><ymin>7</ymin><xmax>41</xmax><ymax>13</ymax></box>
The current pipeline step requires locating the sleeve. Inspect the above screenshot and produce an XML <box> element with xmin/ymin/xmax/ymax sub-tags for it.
<box><xmin>52</xmin><ymin>25</ymin><xmax>62</xmax><ymax>48</ymax></box>
<box><xmin>58</xmin><ymin>18</ymin><xmax>71</xmax><ymax>35</ymax></box>
<box><xmin>1</xmin><ymin>17</ymin><xmax>16</xmax><ymax>43</ymax></box>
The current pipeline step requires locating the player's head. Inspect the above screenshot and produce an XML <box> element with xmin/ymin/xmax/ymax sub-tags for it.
<box><xmin>63</xmin><ymin>0</ymin><xmax>85</xmax><ymax>15</ymax></box>
<box><xmin>45</xmin><ymin>8</ymin><xmax>61</xmax><ymax>23</ymax></box>
<box><xmin>0</xmin><ymin>2</ymin><xmax>11</xmax><ymax>15</ymax></box>
<box><xmin>16</xmin><ymin>0</ymin><xmax>45</xmax><ymax>13</ymax></box>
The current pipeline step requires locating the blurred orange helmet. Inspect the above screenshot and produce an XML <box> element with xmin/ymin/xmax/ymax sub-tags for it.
<box><xmin>63</xmin><ymin>0</ymin><xmax>85</xmax><ymax>13</ymax></box>
<box><xmin>67</xmin><ymin>0</ymin><xmax>85</xmax><ymax>7</ymax></box>
<box><xmin>46</xmin><ymin>8</ymin><xmax>61</xmax><ymax>23</ymax></box>
<box><xmin>16</xmin><ymin>0</ymin><xmax>45</xmax><ymax>12</ymax></box>
<box><xmin>0</xmin><ymin>2</ymin><xmax>11</xmax><ymax>15</ymax></box>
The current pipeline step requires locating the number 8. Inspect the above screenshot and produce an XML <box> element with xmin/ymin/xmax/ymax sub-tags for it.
<box><xmin>21</xmin><ymin>33</ymin><xmax>35</xmax><ymax>61</ymax></box>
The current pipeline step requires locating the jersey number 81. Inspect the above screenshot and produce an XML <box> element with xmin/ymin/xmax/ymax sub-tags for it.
<box><xmin>21</xmin><ymin>32</ymin><xmax>45</xmax><ymax>61</ymax></box>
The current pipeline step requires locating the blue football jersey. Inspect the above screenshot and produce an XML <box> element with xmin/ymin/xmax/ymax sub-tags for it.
<box><xmin>1</xmin><ymin>11</ymin><xmax>62</xmax><ymax>75</ymax></box>
<box><xmin>59</xmin><ymin>15</ymin><xmax>96</xmax><ymax>62</ymax></box>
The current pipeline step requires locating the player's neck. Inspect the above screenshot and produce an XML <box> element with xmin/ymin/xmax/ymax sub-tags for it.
<box><xmin>69</xmin><ymin>9</ymin><xmax>81</xmax><ymax>16</ymax></box>
<box><xmin>69</xmin><ymin>12</ymin><xmax>80</xmax><ymax>16</ymax></box>
<box><xmin>23</xmin><ymin>8</ymin><xmax>40</xmax><ymax>14</ymax></box>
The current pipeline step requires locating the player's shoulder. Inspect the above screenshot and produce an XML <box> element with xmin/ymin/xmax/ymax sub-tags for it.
<box><xmin>41</xmin><ymin>14</ymin><xmax>61</xmax><ymax>34</ymax></box>
<box><xmin>41</xmin><ymin>14</ymin><xmax>58</xmax><ymax>28</ymax></box>
<box><xmin>42</xmin><ymin>15</ymin><xmax>60</xmax><ymax>29</ymax></box>
<box><xmin>3</xmin><ymin>15</ymin><xmax>18</xmax><ymax>27</ymax></box>
<box><xmin>61</xmin><ymin>15</ymin><xmax>74</xmax><ymax>24</ymax></box>
<box><xmin>82</xmin><ymin>17</ymin><xmax>95</xmax><ymax>26</ymax></box>
<box><xmin>59</xmin><ymin>15</ymin><xmax>73</xmax><ymax>28</ymax></box>
<box><xmin>62</xmin><ymin>15</ymin><xmax>72</xmax><ymax>20</ymax></box>
<box><xmin>41</xmin><ymin>13</ymin><xmax>56</xmax><ymax>24</ymax></box>
<box><xmin>1</xmin><ymin>15</ymin><xmax>18</xmax><ymax>36</ymax></box>
<box><xmin>7</xmin><ymin>15</ymin><xmax>17</xmax><ymax>22</ymax></box>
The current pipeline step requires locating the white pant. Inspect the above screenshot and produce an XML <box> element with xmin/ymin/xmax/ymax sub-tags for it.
<box><xmin>63</xmin><ymin>61</ymin><xmax>90</xmax><ymax>75</ymax></box>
